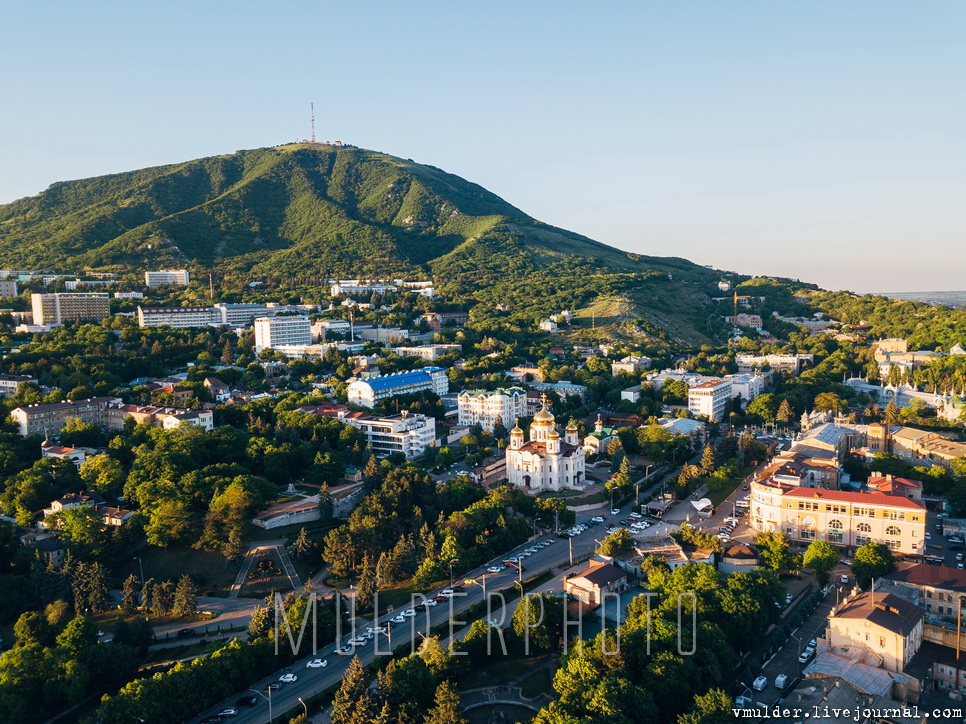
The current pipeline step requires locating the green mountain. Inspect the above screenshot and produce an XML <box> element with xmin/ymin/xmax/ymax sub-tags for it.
<box><xmin>0</xmin><ymin>143</ymin><xmax>724</xmax><ymax>342</ymax></box>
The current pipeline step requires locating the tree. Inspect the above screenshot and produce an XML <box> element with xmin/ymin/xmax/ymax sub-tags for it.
<box><xmin>56</xmin><ymin>614</ymin><xmax>98</xmax><ymax>655</ymax></box>
<box><xmin>356</xmin><ymin>556</ymin><xmax>376</xmax><ymax>612</ymax></box>
<box><xmin>803</xmin><ymin>540</ymin><xmax>839</xmax><ymax>587</ymax></box>
<box><xmin>424</xmin><ymin>681</ymin><xmax>466</xmax><ymax>724</ymax></box>
<box><xmin>852</xmin><ymin>542</ymin><xmax>895</xmax><ymax>588</ymax></box>
<box><xmin>596</xmin><ymin>528</ymin><xmax>633</xmax><ymax>556</ymax></box>
<box><xmin>292</xmin><ymin>527</ymin><xmax>311</xmax><ymax>559</ymax></box>
<box><xmin>121</xmin><ymin>573</ymin><xmax>140</xmax><ymax>614</ymax></box>
<box><xmin>172</xmin><ymin>575</ymin><xmax>197</xmax><ymax>617</ymax></box>
<box><xmin>776</xmin><ymin>398</ymin><xmax>793</xmax><ymax>425</ymax></box>
<box><xmin>323</xmin><ymin>526</ymin><xmax>356</xmax><ymax>579</ymax></box>
<box><xmin>677</xmin><ymin>688</ymin><xmax>733</xmax><ymax>724</ymax></box>
<box><xmin>14</xmin><ymin>610</ymin><xmax>54</xmax><ymax>647</ymax></box>
<box><xmin>318</xmin><ymin>483</ymin><xmax>334</xmax><ymax>523</ymax></box>
<box><xmin>79</xmin><ymin>454</ymin><xmax>126</xmax><ymax>498</ymax></box>
<box><xmin>699</xmin><ymin>445</ymin><xmax>716</xmax><ymax>475</ymax></box>
<box><xmin>248</xmin><ymin>604</ymin><xmax>271</xmax><ymax>639</ymax></box>
<box><xmin>883</xmin><ymin>399</ymin><xmax>900</xmax><ymax>429</ymax></box>
<box><xmin>48</xmin><ymin>506</ymin><xmax>102</xmax><ymax>545</ymax></box>
<box><xmin>331</xmin><ymin>656</ymin><xmax>375</xmax><ymax>724</ymax></box>
<box><xmin>753</xmin><ymin>531</ymin><xmax>801</xmax><ymax>573</ymax></box>
<box><xmin>813</xmin><ymin>392</ymin><xmax>846</xmax><ymax>414</ymax></box>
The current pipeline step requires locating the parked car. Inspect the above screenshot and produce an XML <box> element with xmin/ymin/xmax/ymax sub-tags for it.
<box><xmin>840</xmin><ymin>574</ymin><xmax>849</xmax><ymax>584</ymax></box>
<box><xmin>798</xmin><ymin>649</ymin><xmax>814</xmax><ymax>664</ymax></box>
<box><xmin>611</xmin><ymin>508</ymin><xmax>620</xmax><ymax>516</ymax></box>
<box><xmin>753</xmin><ymin>676</ymin><xmax>768</xmax><ymax>691</ymax></box>
<box><xmin>774</xmin><ymin>673</ymin><xmax>788</xmax><ymax>689</ymax></box>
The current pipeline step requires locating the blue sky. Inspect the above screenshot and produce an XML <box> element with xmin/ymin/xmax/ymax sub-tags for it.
<box><xmin>2</xmin><ymin>1</ymin><xmax>964</xmax><ymax>292</ymax></box>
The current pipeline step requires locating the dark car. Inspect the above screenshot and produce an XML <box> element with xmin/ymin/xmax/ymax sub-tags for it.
<box><xmin>177</xmin><ymin>628</ymin><xmax>194</xmax><ymax>637</ymax></box>
<box><xmin>267</xmin><ymin>682</ymin><xmax>281</xmax><ymax>691</ymax></box>
<box><xmin>452</xmin><ymin>586</ymin><xmax>465</xmax><ymax>593</ymax></box>
<box><xmin>200</xmin><ymin>718</ymin><xmax>222</xmax><ymax>724</ymax></box>
<box><xmin>414</xmin><ymin>604</ymin><xmax>426</xmax><ymax>612</ymax></box>
<box><xmin>235</xmin><ymin>695</ymin><xmax>258</xmax><ymax>707</ymax></box>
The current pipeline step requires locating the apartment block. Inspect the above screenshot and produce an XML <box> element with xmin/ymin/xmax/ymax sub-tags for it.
<box><xmin>0</xmin><ymin>373</ymin><xmax>36</xmax><ymax>398</ymax></box>
<box><xmin>144</xmin><ymin>269</ymin><xmax>190</xmax><ymax>287</ymax></box>
<box><xmin>137</xmin><ymin>306</ymin><xmax>217</xmax><ymax>329</ymax></box>
<box><xmin>392</xmin><ymin>345</ymin><xmax>461</xmax><ymax>361</ymax></box>
<box><xmin>0</xmin><ymin>280</ymin><xmax>17</xmax><ymax>298</ymax></box>
<box><xmin>31</xmin><ymin>293</ymin><xmax>111</xmax><ymax>326</ymax></box>
<box><xmin>343</xmin><ymin>411</ymin><xmax>436</xmax><ymax>460</ymax></box>
<box><xmin>213</xmin><ymin>303</ymin><xmax>273</xmax><ymax>327</ymax></box>
<box><xmin>254</xmin><ymin>316</ymin><xmax>312</xmax><ymax>353</ymax></box>
<box><xmin>347</xmin><ymin>367</ymin><xmax>449</xmax><ymax>408</ymax></box>
<box><xmin>687</xmin><ymin>379</ymin><xmax>733</xmax><ymax>421</ymax></box>
<box><xmin>458</xmin><ymin>387</ymin><xmax>527</xmax><ymax>432</ymax></box>
<box><xmin>10</xmin><ymin>397</ymin><xmax>212</xmax><ymax>436</ymax></box>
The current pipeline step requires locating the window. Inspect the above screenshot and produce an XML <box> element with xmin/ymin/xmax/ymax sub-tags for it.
<box><xmin>857</xmin><ymin>522</ymin><xmax>872</xmax><ymax>533</ymax></box>
<box><xmin>829</xmin><ymin>519</ymin><xmax>844</xmax><ymax>544</ymax></box>
<box><xmin>801</xmin><ymin>529</ymin><xmax>816</xmax><ymax>540</ymax></box>
<box><xmin>887</xmin><ymin>539</ymin><xmax>901</xmax><ymax>551</ymax></box>
<box><xmin>856</xmin><ymin>536</ymin><xmax>870</xmax><ymax>546</ymax></box>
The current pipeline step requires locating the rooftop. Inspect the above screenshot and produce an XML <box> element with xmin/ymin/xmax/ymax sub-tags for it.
<box><xmin>831</xmin><ymin>591</ymin><xmax>923</xmax><ymax>635</ymax></box>
<box><xmin>783</xmin><ymin>486</ymin><xmax>925</xmax><ymax>510</ymax></box>
<box><xmin>885</xmin><ymin>562</ymin><xmax>966</xmax><ymax>594</ymax></box>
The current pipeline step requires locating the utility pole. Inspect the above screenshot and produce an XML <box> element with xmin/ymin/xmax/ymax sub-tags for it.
<box><xmin>310</xmin><ymin>102</ymin><xmax>316</xmax><ymax>143</ymax></box>
<box><xmin>569</xmin><ymin>536</ymin><xmax>573</xmax><ymax>566</ymax></box>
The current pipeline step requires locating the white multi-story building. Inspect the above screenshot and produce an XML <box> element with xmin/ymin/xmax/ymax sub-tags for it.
<box><xmin>114</xmin><ymin>291</ymin><xmax>144</xmax><ymax>299</ymax></box>
<box><xmin>611</xmin><ymin>356</ymin><xmax>652</xmax><ymax>375</ymax></box>
<box><xmin>0</xmin><ymin>280</ymin><xmax>18</xmax><ymax>298</ymax></box>
<box><xmin>137</xmin><ymin>306</ymin><xmax>217</xmax><ymax>329</ymax></box>
<box><xmin>392</xmin><ymin>345</ymin><xmax>462</xmax><ymax>361</ymax></box>
<box><xmin>724</xmin><ymin>372</ymin><xmax>766</xmax><ymax>402</ymax></box>
<box><xmin>457</xmin><ymin>387</ymin><xmax>527</xmax><ymax>432</ymax></box>
<box><xmin>330</xmin><ymin>280</ymin><xmax>398</xmax><ymax>296</ymax></box>
<box><xmin>687</xmin><ymin>379</ymin><xmax>733</xmax><ymax>421</ymax></box>
<box><xmin>312</xmin><ymin>319</ymin><xmax>351</xmax><ymax>340</ymax></box>
<box><xmin>145</xmin><ymin>269</ymin><xmax>190</xmax><ymax>287</ymax></box>
<box><xmin>253</xmin><ymin>316</ymin><xmax>312</xmax><ymax>353</ymax></box>
<box><xmin>734</xmin><ymin>353</ymin><xmax>815</xmax><ymax>374</ymax></box>
<box><xmin>31</xmin><ymin>293</ymin><xmax>111</xmax><ymax>326</ymax></box>
<box><xmin>343</xmin><ymin>411</ymin><xmax>435</xmax><ymax>460</ymax></box>
<box><xmin>0</xmin><ymin>373</ymin><xmax>36</xmax><ymax>398</ymax></box>
<box><xmin>347</xmin><ymin>367</ymin><xmax>449</xmax><ymax>408</ymax></box>
<box><xmin>213</xmin><ymin>303</ymin><xmax>273</xmax><ymax>327</ymax></box>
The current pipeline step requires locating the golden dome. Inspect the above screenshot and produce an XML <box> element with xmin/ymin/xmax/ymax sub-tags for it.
<box><xmin>566</xmin><ymin>419</ymin><xmax>578</xmax><ymax>431</ymax></box>
<box><xmin>531</xmin><ymin>394</ymin><xmax>555</xmax><ymax>425</ymax></box>
<box><xmin>510</xmin><ymin>418</ymin><xmax>524</xmax><ymax>435</ymax></box>
<box><xmin>547</xmin><ymin>428</ymin><xmax>560</xmax><ymax>439</ymax></box>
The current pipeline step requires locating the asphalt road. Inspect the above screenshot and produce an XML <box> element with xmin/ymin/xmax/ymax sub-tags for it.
<box><xmin>192</xmin><ymin>509</ymin><xmax>610</xmax><ymax>723</ymax></box>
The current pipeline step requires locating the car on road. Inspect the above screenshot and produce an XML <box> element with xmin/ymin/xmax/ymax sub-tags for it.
<box><xmin>486</xmin><ymin>566</ymin><xmax>501</xmax><ymax>573</ymax></box>
<box><xmin>279</xmin><ymin>673</ymin><xmax>298</xmax><ymax>683</ymax></box>
<box><xmin>611</xmin><ymin>508</ymin><xmax>620</xmax><ymax>515</ymax></box>
<box><xmin>338</xmin><ymin>644</ymin><xmax>352</xmax><ymax>653</ymax></box>
<box><xmin>808</xmin><ymin>638</ymin><xmax>817</xmax><ymax>648</ymax></box>
<box><xmin>402</xmin><ymin>609</ymin><xmax>416</xmax><ymax>617</ymax></box>
<box><xmin>432</xmin><ymin>595</ymin><xmax>448</xmax><ymax>603</ymax></box>
<box><xmin>217</xmin><ymin>708</ymin><xmax>239</xmax><ymax>718</ymax></box>
<box><xmin>306</xmin><ymin>659</ymin><xmax>327</xmax><ymax>668</ymax></box>
<box><xmin>177</xmin><ymin>628</ymin><xmax>194</xmax><ymax>637</ymax></box>
<box><xmin>350</xmin><ymin>637</ymin><xmax>367</xmax><ymax>645</ymax></box>
<box><xmin>391</xmin><ymin>615</ymin><xmax>405</xmax><ymax>624</ymax></box>
<box><xmin>267</xmin><ymin>683</ymin><xmax>280</xmax><ymax>692</ymax></box>
<box><xmin>236</xmin><ymin>695</ymin><xmax>258</xmax><ymax>707</ymax></box>
<box><xmin>201</xmin><ymin>718</ymin><xmax>222</xmax><ymax>724</ymax></box>
<box><xmin>957</xmin><ymin>553</ymin><xmax>964</xmax><ymax>562</ymax></box>
<box><xmin>926</xmin><ymin>532</ymin><xmax>932</xmax><ymax>540</ymax></box>
<box><xmin>752</xmin><ymin>676</ymin><xmax>767</xmax><ymax>691</ymax></box>
<box><xmin>544</xmin><ymin>538</ymin><xmax>556</xmax><ymax>545</ymax></box>
<box><xmin>735</xmin><ymin>696</ymin><xmax>752</xmax><ymax>707</ymax></box>
<box><xmin>369</xmin><ymin>626</ymin><xmax>388</xmax><ymax>634</ymax></box>
<box><xmin>426</xmin><ymin>599</ymin><xmax>438</xmax><ymax>606</ymax></box>
<box><xmin>840</xmin><ymin>574</ymin><xmax>849</xmax><ymax>584</ymax></box>
<box><xmin>775</xmin><ymin>674</ymin><xmax>788</xmax><ymax>689</ymax></box>
<box><xmin>798</xmin><ymin>649</ymin><xmax>814</xmax><ymax>664</ymax></box>
<box><xmin>590</xmin><ymin>516</ymin><xmax>604</xmax><ymax>523</ymax></box>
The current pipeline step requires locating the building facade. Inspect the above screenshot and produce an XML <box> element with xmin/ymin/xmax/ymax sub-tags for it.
<box><xmin>144</xmin><ymin>269</ymin><xmax>189</xmax><ymax>287</ymax></box>
<box><xmin>0</xmin><ymin>373</ymin><xmax>36</xmax><ymax>398</ymax></box>
<box><xmin>750</xmin><ymin>481</ymin><xmax>926</xmax><ymax>554</ymax></box>
<box><xmin>457</xmin><ymin>387</ymin><xmax>527</xmax><ymax>432</ymax></box>
<box><xmin>137</xmin><ymin>306</ymin><xmax>217</xmax><ymax>328</ymax></box>
<box><xmin>687</xmin><ymin>379</ymin><xmax>733</xmax><ymax>421</ymax></box>
<box><xmin>11</xmin><ymin>397</ymin><xmax>212</xmax><ymax>436</ymax></box>
<box><xmin>253</xmin><ymin>315</ymin><xmax>312</xmax><ymax>353</ymax></box>
<box><xmin>343</xmin><ymin>411</ymin><xmax>435</xmax><ymax>460</ymax></box>
<box><xmin>31</xmin><ymin>293</ymin><xmax>110</xmax><ymax>326</ymax></box>
<box><xmin>347</xmin><ymin>367</ymin><xmax>449</xmax><ymax>408</ymax></box>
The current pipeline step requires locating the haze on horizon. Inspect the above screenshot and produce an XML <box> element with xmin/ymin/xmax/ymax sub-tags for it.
<box><xmin>1</xmin><ymin>1</ymin><xmax>963</xmax><ymax>294</ymax></box>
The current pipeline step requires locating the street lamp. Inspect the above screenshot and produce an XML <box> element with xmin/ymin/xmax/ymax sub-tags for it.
<box><xmin>298</xmin><ymin>697</ymin><xmax>308</xmax><ymax>719</ymax></box>
<box><xmin>249</xmin><ymin>687</ymin><xmax>273</xmax><ymax>723</ymax></box>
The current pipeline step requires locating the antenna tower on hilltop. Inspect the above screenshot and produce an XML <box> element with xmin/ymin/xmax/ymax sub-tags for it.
<box><xmin>310</xmin><ymin>102</ymin><xmax>316</xmax><ymax>143</ymax></box>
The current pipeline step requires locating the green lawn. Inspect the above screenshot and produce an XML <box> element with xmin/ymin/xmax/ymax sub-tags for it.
<box><xmin>116</xmin><ymin>547</ymin><xmax>238</xmax><ymax>597</ymax></box>
<box><xmin>705</xmin><ymin>467</ymin><xmax>752</xmax><ymax>508</ymax></box>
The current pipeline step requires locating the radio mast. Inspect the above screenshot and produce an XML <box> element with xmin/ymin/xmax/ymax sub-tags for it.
<box><xmin>310</xmin><ymin>103</ymin><xmax>316</xmax><ymax>143</ymax></box>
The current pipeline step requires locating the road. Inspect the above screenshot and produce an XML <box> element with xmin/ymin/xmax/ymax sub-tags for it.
<box><xmin>192</xmin><ymin>508</ymin><xmax>611</xmax><ymax>723</ymax></box>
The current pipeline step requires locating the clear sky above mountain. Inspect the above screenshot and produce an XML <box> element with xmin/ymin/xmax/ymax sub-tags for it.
<box><xmin>2</xmin><ymin>1</ymin><xmax>963</xmax><ymax>293</ymax></box>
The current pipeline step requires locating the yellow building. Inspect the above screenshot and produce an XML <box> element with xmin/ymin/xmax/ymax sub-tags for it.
<box><xmin>827</xmin><ymin>590</ymin><xmax>924</xmax><ymax>673</ymax></box>
<box><xmin>750</xmin><ymin>481</ymin><xmax>926</xmax><ymax>555</ymax></box>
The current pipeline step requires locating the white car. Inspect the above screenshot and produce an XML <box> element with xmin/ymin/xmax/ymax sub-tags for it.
<box><xmin>279</xmin><ymin>673</ymin><xmax>298</xmax><ymax>683</ymax></box>
<box><xmin>368</xmin><ymin>626</ymin><xmax>387</xmax><ymax>634</ymax></box>
<box><xmin>306</xmin><ymin>659</ymin><xmax>327</xmax><ymax>668</ymax></box>
<box><xmin>401</xmin><ymin>609</ymin><xmax>416</xmax><ymax>617</ymax></box>
<box><xmin>426</xmin><ymin>599</ymin><xmax>438</xmax><ymax>606</ymax></box>
<box><xmin>611</xmin><ymin>509</ymin><xmax>620</xmax><ymax>515</ymax></box>
<box><xmin>391</xmin><ymin>615</ymin><xmax>405</xmax><ymax>624</ymax></box>
<box><xmin>628</xmin><ymin>512</ymin><xmax>642</xmax><ymax>520</ymax></box>
<box><xmin>753</xmin><ymin>676</ymin><xmax>768</xmax><ymax>691</ymax></box>
<box><xmin>591</xmin><ymin>516</ymin><xmax>604</xmax><ymax>523</ymax></box>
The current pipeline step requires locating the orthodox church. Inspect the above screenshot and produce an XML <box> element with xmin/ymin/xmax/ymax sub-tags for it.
<box><xmin>505</xmin><ymin>395</ymin><xmax>588</xmax><ymax>494</ymax></box>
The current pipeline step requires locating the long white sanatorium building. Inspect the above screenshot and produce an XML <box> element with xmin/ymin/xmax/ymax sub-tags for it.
<box><xmin>506</xmin><ymin>396</ymin><xmax>587</xmax><ymax>495</ymax></box>
<box><xmin>145</xmin><ymin>269</ymin><xmax>189</xmax><ymax>287</ymax></box>
<box><xmin>457</xmin><ymin>387</ymin><xmax>527</xmax><ymax>432</ymax></box>
<box><xmin>254</xmin><ymin>316</ymin><xmax>312</xmax><ymax>353</ymax></box>
<box><xmin>347</xmin><ymin>368</ymin><xmax>449</xmax><ymax>408</ymax></box>
<box><xmin>347</xmin><ymin>411</ymin><xmax>435</xmax><ymax>460</ymax></box>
